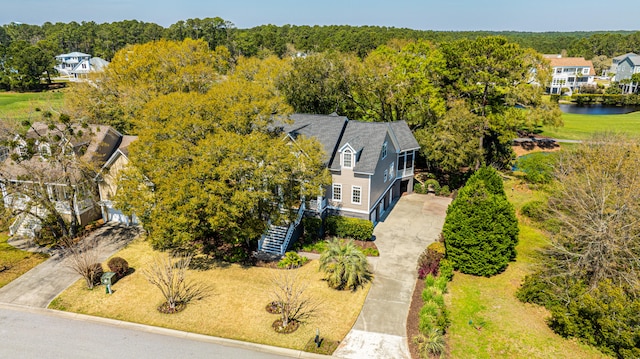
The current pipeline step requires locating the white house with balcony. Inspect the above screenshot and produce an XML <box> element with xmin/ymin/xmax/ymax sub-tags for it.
<box><xmin>54</xmin><ymin>52</ymin><xmax>109</xmax><ymax>81</ymax></box>
<box><xmin>546</xmin><ymin>55</ymin><xmax>596</xmax><ymax>95</ymax></box>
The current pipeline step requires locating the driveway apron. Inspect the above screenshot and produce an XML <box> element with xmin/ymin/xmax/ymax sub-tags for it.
<box><xmin>334</xmin><ymin>194</ymin><xmax>451</xmax><ymax>359</ymax></box>
<box><xmin>0</xmin><ymin>223</ymin><xmax>140</xmax><ymax>308</ymax></box>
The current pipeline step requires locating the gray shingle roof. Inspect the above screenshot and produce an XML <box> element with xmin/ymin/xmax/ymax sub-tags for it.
<box><xmin>281</xmin><ymin>114</ymin><xmax>419</xmax><ymax>175</ymax></box>
<box><xmin>388</xmin><ymin>121</ymin><xmax>420</xmax><ymax>151</ymax></box>
<box><xmin>330</xmin><ymin>121</ymin><xmax>389</xmax><ymax>174</ymax></box>
<box><xmin>276</xmin><ymin>113</ymin><xmax>348</xmax><ymax>164</ymax></box>
<box><xmin>613</xmin><ymin>52</ymin><xmax>639</xmax><ymax>61</ymax></box>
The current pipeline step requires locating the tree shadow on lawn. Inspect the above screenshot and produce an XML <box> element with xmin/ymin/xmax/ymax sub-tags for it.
<box><xmin>188</xmin><ymin>255</ymin><xmax>233</xmax><ymax>271</ymax></box>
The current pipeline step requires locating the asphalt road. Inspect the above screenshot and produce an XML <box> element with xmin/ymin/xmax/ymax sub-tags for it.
<box><xmin>0</xmin><ymin>304</ymin><xmax>296</xmax><ymax>359</ymax></box>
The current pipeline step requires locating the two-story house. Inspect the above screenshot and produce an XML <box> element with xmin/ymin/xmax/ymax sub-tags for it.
<box><xmin>1</xmin><ymin>122</ymin><xmax>123</xmax><ymax>237</ymax></box>
<box><xmin>610</xmin><ymin>53</ymin><xmax>640</xmax><ymax>93</ymax></box>
<box><xmin>609</xmin><ymin>53</ymin><xmax>639</xmax><ymax>81</ymax></box>
<box><xmin>54</xmin><ymin>52</ymin><xmax>109</xmax><ymax>80</ymax></box>
<box><xmin>546</xmin><ymin>56</ymin><xmax>596</xmax><ymax>95</ymax></box>
<box><xmin>259</xmin><ymin>113</ymin><xmax>419</xmax><ymax>254</ymax></box>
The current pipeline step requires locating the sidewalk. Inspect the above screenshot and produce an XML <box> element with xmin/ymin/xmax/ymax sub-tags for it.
<box><xmin>333</xmin><ymin>194</ymin><xmax>451</xmax><ymax>359</ymax></box>
<box><xmin>0</xmin><ymin>223</ymin><xmax>140</xmax><ymax>307</ymax></box>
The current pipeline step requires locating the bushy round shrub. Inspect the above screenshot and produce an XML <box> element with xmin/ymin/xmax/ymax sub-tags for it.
<box><xmin>424</xmin><ymin>179</ymin><xmax>441</xmax><ymax>193</ymax></box>
<box><xmin>107</xmin><ymin>257</ymin><xmax>129</xmax><ymax>278</ymax></box>
<box><xmin>443</xmin><ymin>166</ymin><xmax>519</xmax><ymax>276</ymax></box>
<box><xmin>277</xmin><ymin>252</ymin><xmax>309</xmax><ymax>269</ymax></box>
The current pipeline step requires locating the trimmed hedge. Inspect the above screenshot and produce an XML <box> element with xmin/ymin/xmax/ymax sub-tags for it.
<box><xmin>571</xmin><ymin>93</ymin><xmax>640</xmax><ymax>105</ymax></box>
<box><xmin>324</xmin><ymin>215</ymin><xmax>373</xmax><ymax>241</ymax></box>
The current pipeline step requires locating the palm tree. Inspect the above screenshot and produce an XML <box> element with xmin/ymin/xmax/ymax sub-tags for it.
<box><xmin>319</xmin><ymin>238</ymin><xmax>371</xmax><ymax>290</ymax></box>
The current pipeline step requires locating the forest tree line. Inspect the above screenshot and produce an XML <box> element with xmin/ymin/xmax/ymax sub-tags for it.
<box><xmin>1</xmin><ymin>17</ymin><xmax>640</xmax><ymax>90</ymax></box>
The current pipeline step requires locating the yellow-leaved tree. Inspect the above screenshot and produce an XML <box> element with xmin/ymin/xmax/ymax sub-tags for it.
<box><xmin>70</xmin><ymin>40</ymin><xmax>330</xmax><ymax>260</ymax></box>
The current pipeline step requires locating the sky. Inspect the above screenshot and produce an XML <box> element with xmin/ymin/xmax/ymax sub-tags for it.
<box><xmin>2</xmin><ymin>0</ymin><xmax>639</xmax><ymax>32</ymax></box>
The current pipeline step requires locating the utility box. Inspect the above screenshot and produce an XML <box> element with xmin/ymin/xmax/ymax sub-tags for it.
<box><xmin>101</xmin><ymin>272</ymin><xmax>116</xmax><ymax>286</ymax></box>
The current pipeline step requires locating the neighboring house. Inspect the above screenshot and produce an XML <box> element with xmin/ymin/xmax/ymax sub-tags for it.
<box><xmin>0</xmin><ymin>122</ymin><xmax>123</xmax><ymax>237</ymax></box>
<box><xmin>54</xmin><ymin>52</ymin><xmax>109</xmax><ymax>80</ymax></box>
<box><xmin>609</xmin><ymin>53</ymin><xmax>639</xmax><ymax>81</ymax></box>
<box><xmin>611</xmin><ymin>53</ymin><xmax>640</xmax><ymax>93</ymax></box>
<box><xmin>96</xmin><ymin>135</ymin><xmax>139</xmax><ymax>226</ymax></box>
<box><xmin>545</xmin><ymin>55</ymin><xmax>596</xmax><ymax>95</ymax></box>
<box><xmin>259</xmin><ymin>113</ymin><xmax>419</xmax><ymax>255</ymax></box>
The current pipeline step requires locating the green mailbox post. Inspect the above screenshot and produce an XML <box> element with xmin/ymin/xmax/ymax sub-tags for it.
<box><xmin>101</xmin><ymin>272</ymin><xmax>116</xmax><ymax>294</ymax></box>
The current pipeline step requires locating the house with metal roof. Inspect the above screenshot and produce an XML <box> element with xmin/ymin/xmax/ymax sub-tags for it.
<box><xmin>260</xmin><ymin>113</ymin><xmax>419</xmax><ymax>255</ymax></box>
<box><xmin>54</xmin><ymin>52</ymin><xmax>109</xmax><ymax>81</ymax></box>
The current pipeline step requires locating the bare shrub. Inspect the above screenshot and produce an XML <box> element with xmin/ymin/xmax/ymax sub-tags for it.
<box><xmin>143</xmin><ymin>253</ymin><xmax>210</xmax><ymax>313</ymax></box>
<box><xmin>63</xmin><ymin>236</ymin><xmax>102</xmax><ymax>289</ymax></box>
<box><xmin>270</xmin><ymin>270</ymin><xmax>321</xmax><ymax>332</ymax></box>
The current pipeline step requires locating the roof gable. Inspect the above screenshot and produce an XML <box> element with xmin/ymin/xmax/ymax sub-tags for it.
<box><xmin>275</xmin><ymin>113</ymin><xmax>348</xmax><ymax>165</ymax></box>
<box><xmin>280</xmin><ymin>114</ymin><xmax>419</xmax><ymax>175</ymax></box>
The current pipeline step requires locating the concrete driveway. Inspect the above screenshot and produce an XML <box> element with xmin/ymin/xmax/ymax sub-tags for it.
<box><xmin>0</xmin><ymin>223</ymin><xmax>140</xmax><ymax>307</ymax></box>
<box><xmin>334</xmin><ymin>193</ymin><xmax>451</xmax><ymax>359</ymax></box>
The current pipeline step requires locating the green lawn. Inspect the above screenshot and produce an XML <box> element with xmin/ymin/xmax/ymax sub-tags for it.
<box><xmin>540</xmin><ymin>111</ymin><xmax>640</xmax><ymax>140</ymax></box>
<box><xmin>445</xmin><ymin>180</ymin><xmax>609</xmax><ymax>359</ymax></box>
<box><xmin>0</xmin><ymin>91</ymin><xmax>65</xmax><ymax>127</ymax></box>
<box><xmin>0</xmin><ymin>232</ymin><xmax>49</xmax><ymax>288</ymax></box>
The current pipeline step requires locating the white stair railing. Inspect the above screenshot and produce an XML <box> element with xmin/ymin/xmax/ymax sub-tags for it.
<box><xmin>280</xmin><ymin>201</ymin><xmax>306</xmax><ymax>254</ymax></box>
<box><xmin>9</xmin><ymin>213</ymin><xmax>25</xmax><ymax>236</ymax></box>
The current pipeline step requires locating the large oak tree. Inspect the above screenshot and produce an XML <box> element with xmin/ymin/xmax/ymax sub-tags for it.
<box><xmin>70</xmin><ymin>40</ymin><xmax>330</xmax><ymax>258</ymax></box>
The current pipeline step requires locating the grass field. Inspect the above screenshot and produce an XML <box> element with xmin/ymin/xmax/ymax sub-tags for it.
<box><xmin>49</xmin><ymin>238</ymin><xmax>369</xmax><ymax>352</ymax></box>
<box><xmin>445</xmin><ymin>180</ymin><xmax>609</xmax><ymax>359</ymax></box>
<box><xmin>0</xmin><ymin>91</ymin><xmax>66</xmax><ymax>127</ymax></box>
<box><xmin>0</xmin><ymin>232</ymin><xmax>49</xmax><ymax>289</ymax></box>
<box><xmin>540</xmin><ymin>111</ymin><xmax>640</xmax><ymax>140</ymax></box>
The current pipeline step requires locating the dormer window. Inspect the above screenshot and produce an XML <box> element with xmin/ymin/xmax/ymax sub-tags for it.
<box><xmin>342</xmin><ymin>149</ymin><xmax>353</xmax><ymax>168</ymax></box>
<box><xmin>382</xmin><ymin>142</ymin><xmax>388</xmax><ymax>159</ymax></box>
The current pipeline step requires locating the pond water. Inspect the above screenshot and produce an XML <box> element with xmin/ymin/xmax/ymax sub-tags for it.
<box><xmin>559</xmin><ymin>103</ymin><xmax>640</xmax><ymax>115</ymax></box>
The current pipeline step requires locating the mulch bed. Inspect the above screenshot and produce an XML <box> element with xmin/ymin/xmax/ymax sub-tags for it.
<box><xmin>272</xmin><ymin>318</ymin><xmax>300</xmax><ymax>334</ymax></box>
<box><xmin>406</xmin><ymin>277</ymin><xmax>425</xmax><ymax>359</ymax></box>
<box><xmin>265</xmin><ymin>301</ymin><xmax>282</xmax><ymax>314</ymax></box>
<box><xmin>157</xmin><ymin>301</ymin><xmax>187</xmax><ymax>314</ymax></box>
<box><xmin>354</xmin><ymin>240</ymin><xmax>377</xmax><ymax>251</ymax></box>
